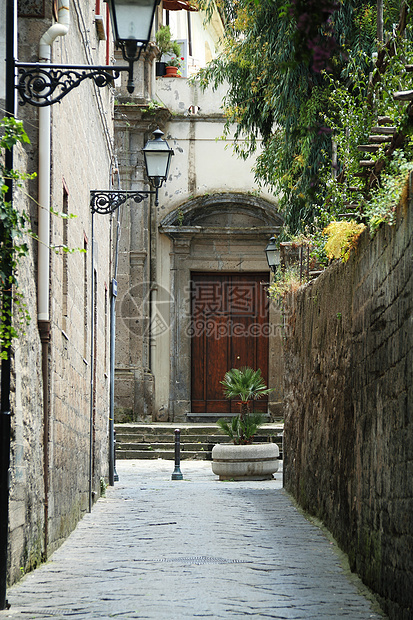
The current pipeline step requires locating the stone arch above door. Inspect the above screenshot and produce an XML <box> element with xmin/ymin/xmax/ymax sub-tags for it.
<box><xmin>160</xmin><ymin>192</ymin><xmax>283</xmax><ymax>231</ymax></box>
<box><xmin>157</xmin><ymin>193</ymin><xmax>283</xmax><ymax>422</ymax></box>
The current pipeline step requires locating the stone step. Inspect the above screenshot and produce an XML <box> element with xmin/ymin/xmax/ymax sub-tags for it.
<box><xmin>357</xmin><ymin>144</ymin><xmax>380</xmax><ymax>153</ymax></box>
<box><xmin>393</xmin><ymin>89</ymin><xmax>413</xmax><ymax>101</ymax></box>
<box><xmin>118</xmin><ymin>437</ymin><xmax>283</xmax><ymax>452</ymax></box>
<box><xmin>116</xmin><ymin>423</ymin><xmax>234</xmax><ymax>437</ymax></box>
<box><xmin>371</xmin><ymin>126</ymin><xmax>396</xmax><ymax>134</ymax></box>
<box><xmin>116</xmin><ymin>449</ymin><xmax>212</xmax><ymax>460</ymax></box>
<box><xmin>115</xmin><ymin>423</ymin><xmax>284</xmax><ymax>461</ymax></box>
<box><xmin>120</xmin><ymin>441</ymin><xmax>224</xmax><ymax>451</ymax></box>
<box><xmin>377</xmin><ymin>115</ymin><xmax>393</xmax><ymax>125</ymax></box>
<box><xmin>368</xmin><ymin>134</ymin><xmax>393</xmax><ymax>143</ymax></box>
<box><xmin>116</xmin><ymin>430</ymin><xmax>229</xmax><ymax>441</ymax></box>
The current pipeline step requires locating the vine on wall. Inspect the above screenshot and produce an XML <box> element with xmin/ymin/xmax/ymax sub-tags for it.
<box><xmin>0</xmin><ymin>117</ymin><xmax>33</xmax><ymax>359</ymax></box>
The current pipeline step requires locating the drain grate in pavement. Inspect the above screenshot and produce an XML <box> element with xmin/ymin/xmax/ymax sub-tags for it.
<box><xmin>21</xmin><ymin>609</ymin><xmax>85</xmax><ymax>616</ymax></box>
<box><xmin>153</xmin><ymin>556</ymin><xmax>250</xmax><ymax>565</ymax></box>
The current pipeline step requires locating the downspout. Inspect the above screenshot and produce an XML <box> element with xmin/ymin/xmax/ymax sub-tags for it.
<box><xmin>109</xmin><ymin>170</ymin><xmax>121</xmax><ymax>486</ymax></box>
<box><xmin>38</xmin><ymin>0</ymin><xmax>70</xmax><ymax>560</ymax></box>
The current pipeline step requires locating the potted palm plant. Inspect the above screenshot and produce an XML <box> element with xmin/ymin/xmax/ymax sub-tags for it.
<box><xmin>211</xmin><ymin>367</ymin><xmax>280</xmax><ymax>480</ymax></box>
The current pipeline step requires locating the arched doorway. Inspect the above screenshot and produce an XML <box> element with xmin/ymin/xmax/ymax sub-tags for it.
<box><xmin>158</xmin><ymin>193</ymin><xmax>284</xmax><ymax>422</ymax></box>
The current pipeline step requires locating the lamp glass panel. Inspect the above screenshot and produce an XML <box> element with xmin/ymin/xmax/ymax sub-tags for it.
<box><xmin>111</xmin><ymin>0</ymin><xmax>155</xmax><ymax>42</ymax></box>
<box><xmin>268</xmin><ymin>249</ymin><xmax>280</xmax><ymax>268</ymax></box>
<box><xmin>265</xmin><ymin>242</ymin><xmax>280</xmax><ymax>269</ymax></box>
<box><xmin>144</xmin><ymin>149</ymin><xmax>171</xmax><ymax>179</ymax></box>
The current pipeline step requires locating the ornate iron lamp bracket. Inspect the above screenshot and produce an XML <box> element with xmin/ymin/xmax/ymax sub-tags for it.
<box><xmin>90</xmin><ymin>190</ymin><xmax>156</xmax><ymax>214</ymax></box>
<box><xmin>16</xmin><ymin>63</ymin><xmax>129</xmax><ymax>107</ymax></box>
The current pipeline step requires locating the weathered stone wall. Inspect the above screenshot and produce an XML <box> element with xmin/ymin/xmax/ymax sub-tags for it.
<box><xmin>45</xmin><ymin>24</ymin><xmax>114</xmax><ymax>553</ymax></box>
<box><xmin>283</xmin><ymin>175</ymin><xmax>413</xmax><ymax>619</ymax></box>
<box><xmin>6</xmin><ymin>0</ymin><xmax>114</xmax><ymax>584</ymax></box>
<box><xmin>8</xmin><ymin>144</ymin><xmax>45</xmax><ymax>584</ymax></box>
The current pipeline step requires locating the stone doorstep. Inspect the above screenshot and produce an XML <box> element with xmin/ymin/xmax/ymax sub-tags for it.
<box><xmin>114</xmin><ymin>425</ymin><xmax>283</xmax><ymax>443</ymax></box>
<box><xmin>115</xmin><ymin>431</ymin><xmax>229</xmax><ymax>441</ymax></box>
<box><xmin>186</xmin><ymin>412</ymin><xmax>272</xmax><ymax>422</ymax></box>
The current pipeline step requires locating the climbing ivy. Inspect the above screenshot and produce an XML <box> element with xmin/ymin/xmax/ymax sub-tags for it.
<box><xmin>0</xmin><ymin>117</ymin><xmax>33</xmax><ymax>358</ymax></box>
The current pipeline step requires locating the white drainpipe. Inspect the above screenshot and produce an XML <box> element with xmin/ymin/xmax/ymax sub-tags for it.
<box><xmin>38</xmin><ymin>0</ymin><xmax>70</xmax><ymax>321</ymax></box>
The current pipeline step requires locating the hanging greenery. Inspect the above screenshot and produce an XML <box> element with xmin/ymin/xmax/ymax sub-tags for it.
<box><xmin>0</xmin><ymin>117</ymin><xmax>34</xmax><ymax>359</ymax></box>
<box><xmin>195</xmin><ymin>0</ymin><xmax>411</xmax><ymax>237</ymax></box>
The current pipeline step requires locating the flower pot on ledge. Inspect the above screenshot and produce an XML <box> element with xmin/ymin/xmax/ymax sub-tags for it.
<box><xmin>165</xmin><ymin>66</ymin><xmax>179</xmax><ymax>77</ymax></box>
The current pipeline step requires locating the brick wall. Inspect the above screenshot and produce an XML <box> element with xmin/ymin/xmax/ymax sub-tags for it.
<box><xmin>283</xmin><ymin>175</ymin><xmax>412</xmax><ymax>619</ymax></box>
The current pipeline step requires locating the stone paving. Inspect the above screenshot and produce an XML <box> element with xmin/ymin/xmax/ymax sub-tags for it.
<box><xmin>1</xmin><ymin>460</ymin><xmax>386</xmax><ymax>619</ymax></box>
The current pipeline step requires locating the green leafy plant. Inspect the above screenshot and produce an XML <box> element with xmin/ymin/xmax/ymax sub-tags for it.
<box><xmin>217</xmin><ymin>412</ymin><xmax>265</xmax><ymax>446</ymax></box>
<box><xmin>166</xmin><ymin>55</ymin><xmax>184</xmax><ymax>69</ymax></box>
<box><xmin>196</xmin><ymin>1</ymin><xmax>412</xmax><ymax>243</ymax></box>
<box><xmin>0</xmin><ymin>117</ymin><xmax>34</xmax><ymax>358</ymax></box>
<box><xmin>217</xmin><ymin>367</ymin><xmax>272</xmax><ymax>444</ymax></box>
<box><xmin>145</xmin><ymin>99</ymin><xmax>163</xmax><ymax>113</ymax></box>
<box><xmin>195</xmin><ymin>0</ymin><xmax>380</xmax><ymax>234</ymax></box>
<box><xmin>155</xmin><ymin>25</ymin><xmax>181</xmax><ymax>63</ymax></box>
<box><xmin>365</xmin><ymin>147</ymin><xmax>413</xmax><ymax>233</ymax></box>
<box><xmin>176</xmin><ymin>209</ymin><xmax>184</xmax><ymax>226</ymax></box>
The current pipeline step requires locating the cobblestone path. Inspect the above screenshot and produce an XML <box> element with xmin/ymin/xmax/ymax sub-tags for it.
<box><xmin>0</xmin><ymin>460</ymin><xmax>385</xmax><ymax>619</ymax></box>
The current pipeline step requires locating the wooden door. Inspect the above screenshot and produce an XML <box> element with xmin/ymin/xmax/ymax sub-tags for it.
<box><xmin>190</xmin><ymin>273</ymin><xmax>269</xmax><ymax>413</ymax></box>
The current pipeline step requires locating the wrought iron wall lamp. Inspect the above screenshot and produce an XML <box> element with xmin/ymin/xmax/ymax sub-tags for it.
<box><xmin>265</xmin><ymin>236</ymin><xmax>281</xmax><ymax>274</ymax></box>
<box><xmin>15</xmin><ymin>0</ymin><xmax>161</xmax><ymax>106</ymax></box>
<box><xmin>91</xmin><ymin>129</ymin><xmax>174</xmax><ymax>212</ymax></box>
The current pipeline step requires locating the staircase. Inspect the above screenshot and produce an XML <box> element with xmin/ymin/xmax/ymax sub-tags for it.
<box><xmin>115</xmin><ymin>422</ymin><xmax>283</xmax><ymax>461</ymax></box>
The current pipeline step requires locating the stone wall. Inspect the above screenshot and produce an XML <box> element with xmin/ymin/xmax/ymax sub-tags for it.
<box><xmin>283</xmin><ymin>175</ymin><xmax>412</xmax><ymax>619</ymax></box>
<box><xmin>8</xmin><ymin>144</ymin><xmax>45</xmax><ymax>583</ymax></box>
<box><xmin>6</xmin><ymin>0</ymin><xmax>114</xmax><ymax>584</ymax></box>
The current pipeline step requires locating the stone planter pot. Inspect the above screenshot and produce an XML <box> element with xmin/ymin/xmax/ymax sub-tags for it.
<box><xmin>211</xmin><ymin>442</ymin><xmax>279</xmax><ymax>481</ymax></box>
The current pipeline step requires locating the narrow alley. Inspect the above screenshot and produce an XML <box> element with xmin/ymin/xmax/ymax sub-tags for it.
<box><xmin>1</xmin><ymin>460</ymin><xmax>385</xmax><ymax>620</ymax></box>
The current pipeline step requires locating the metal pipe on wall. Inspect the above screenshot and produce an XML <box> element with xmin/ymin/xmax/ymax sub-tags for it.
<box><xmin>37</xmin><ymin>0</ymin><xmax>70</xmax><ymax>558</ymax></box>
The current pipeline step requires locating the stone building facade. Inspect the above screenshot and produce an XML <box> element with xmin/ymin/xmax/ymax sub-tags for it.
<box><xmin>113</xmin><ymin>7</ymin><xmax>284</xmax><ymax>425</ymax></box>
<box><xmin>1</xmin><ymin>0</ymin><xmax>116</xmax><ymax>584</ymax></box>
